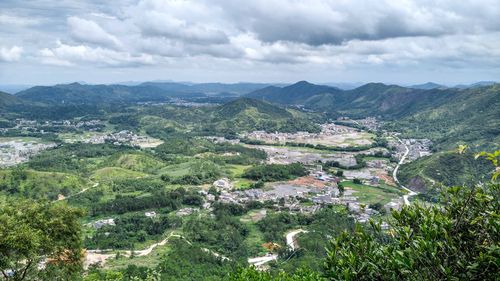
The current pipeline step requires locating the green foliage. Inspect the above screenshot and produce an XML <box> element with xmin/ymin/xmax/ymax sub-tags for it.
<box><xmin>475</xmin><ymin>150</ymin><xmax>500</xmax><ymax>180</ymax></box>
<box><xmin>383</xmin><ymin>85</ymin><xmax>500</xmax><ymax>150</ymax></box>
<box><xmin>257</xmin><ymin>212</ymin><xmax>309</xmax><ymax>243</ymax></box>
<box><xmin>0</xmin><ymin>168</ymin><xmax>85</xmax><ymax>200</ymax></box>
<box><xmin>27</xmin><ymin>143</ymin><xmax>132</xmax><ymax>174</ymax></box>
<box><xmin>91</xmin><ymin>188</ymin><xmax>202</xmax><ymax>216</ymax></box>
<box><xmin>156</xmin><ymin>239</ymin><xmax>237</xmax><ymax>281</ymax></box>
<box><xmin>85</xmin><ymin>213</ymin><xmax>180</xmax><ymax>250</ymax></box>
<box><xmin>242</xmin><ymin>163</ymin><xmax>308</xmax><ymax>182</ymax></box>
<box><xmin>229</xmin><ymin>267</ymin><xmax>324</xmax><ymax>281</ymax></box>
<box><xmin>324</xmin><ymin>183</ymin><xmax>500</xmax><ymax>281</ymax></box>
<box><xmin>183</xmin><ymin>213</ymin><xmax>250</xmax><ymax>259</ymax></box>
<box><xmin>399</xmin><ymin>150</ymin><xmax>494</xmax><ymax>194</ymax></box>
<box><xmin>0</xmin><ymin>199</ymin><xmax>84</xmax><ymax>281</ymax></box>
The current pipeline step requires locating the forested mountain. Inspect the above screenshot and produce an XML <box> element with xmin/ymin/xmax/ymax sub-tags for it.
<box><xmin>141</xmin><ymin>82</ymin><xmax>279</xmax><ymax>95</ymax></box>
<box><xmin>15</xmin><ymin>83</ymin><xmax>205</xmax><ymax>105</ymax></box>
<box><xmin>247</xmin><ymin>81</ymin><xmax>461</xmax><ymax>118</ymax></box>
<box><xmin>399</xmin><ymin>151</ymin><xmax>494</xmax><ymax>194</ymax></box>
<box><xmin>211</xmin><ymin>97</ymin><xmax>320</xmax><ymax>134</ymax></box>
<box><xmin>0</xmin><ymin>91</ymin><xmax>23</xmax><ymax>108</ymax></box>
<box><xmin>409</xmin><ymin>82</ymin><xmax>446</xmax><ymax>90</ymax></box>
<box><xmin>246</xmin><ymin>81</ymin><xmax>341</xmax><ymax>104</ymax></box>
<box><xmin>385</xmin><ymin>84</ymin><xmax>500</xmax><ymax>149</ymax></box>
<box><xmin>245</xmin><ymin>81</ymin><xmax>500</xmax><ymax>148</ymax></box>
<box><xmin>216</xmin><ymin>97</ymin><xmax>292</xmax><ymax>119</ymax></box>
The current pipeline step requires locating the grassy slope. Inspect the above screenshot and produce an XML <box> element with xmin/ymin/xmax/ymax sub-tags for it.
<box><xmin>399</xmin><ymin>151</ymin><xmax>494</xmax><ymax>192</ymax></box>
<box><xmin>385</xmin><ymin>85</ymin><xmax>500</xmax><ymax>150</ymax></box>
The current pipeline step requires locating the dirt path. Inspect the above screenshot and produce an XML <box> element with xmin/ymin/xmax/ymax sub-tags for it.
<box><xmin>84</xmin><ymin>232</ymin><xmax>230</xmax><ymax>268</ymax></box>
<box><xmin>58</xmin><ymin>182</ymin><xmax>99</xmax><ymax>201</ymax></box>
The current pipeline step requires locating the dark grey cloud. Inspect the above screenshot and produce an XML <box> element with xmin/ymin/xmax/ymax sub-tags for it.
<box><xmin>214</xmin><ymin>0</ymin><xmax>500</xmax><ymax>45</ymax></box>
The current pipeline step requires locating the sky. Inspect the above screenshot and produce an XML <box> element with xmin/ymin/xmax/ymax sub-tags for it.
<box><xmin>1</xmin><ymin>0</ymin><xmax>500</xmax><ymax>86</ymax></box>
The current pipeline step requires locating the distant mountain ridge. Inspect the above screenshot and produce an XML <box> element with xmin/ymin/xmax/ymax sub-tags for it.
<box><xmin>0</xmin><ymin>91</ymin><xmax>24</xmax><ymax>108</ymax></box>
<box><xmin>246</xmin><ymin>80</ymin><xmax>341</xmax><ymax>104</ymax></box>
<box><xmin>245</xmin><ymin>80</ymin><xmax>499</xmax><ymax>119</ymax></box>
<box><xmin>409</xmin><ymin>82</ymin><xmax>446</xmax><ymax>90</ymax></box>
<box><xmin>140</xmin><ymin>82</ymin><xmax>285</xmax><ymax>95</ymax></box>
<box><xmin>15</xmin><ymin>83</ymin><xmax>206</xmax><ymax>105</ymax></box>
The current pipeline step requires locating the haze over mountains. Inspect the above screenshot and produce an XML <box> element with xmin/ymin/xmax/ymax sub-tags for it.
<box><xmin>0</xmin><ymin>80</ymin><xmax>496</xmax><ymax>95</ymax></box>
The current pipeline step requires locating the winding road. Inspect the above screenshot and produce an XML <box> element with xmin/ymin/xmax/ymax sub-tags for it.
<box><xmin>84</xmin><ymin>232</ymin><xmax>230</xmax><ymax>268</ymax></box>
<box><xmin>392</xmin><ymin>137</ymin><xmax>418</xmax><ymax>205</ymax></box>
<box><xmin>286</xmin><ymin>229</ymin><xmax>308</xmax><ymax>251</ymax></box>
<box><xmin>248</xmin><ymin>229</ymin><xmax>308</xmax><ymax>267</ymax></box>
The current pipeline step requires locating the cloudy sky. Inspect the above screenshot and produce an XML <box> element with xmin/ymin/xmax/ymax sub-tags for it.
<box><xmin>1</xmin><ymin>0</ymin><xmax>499</xmax><ymax>85</ymax></box>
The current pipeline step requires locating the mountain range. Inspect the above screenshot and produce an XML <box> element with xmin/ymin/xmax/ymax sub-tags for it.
<box><xmin>1</xmin><ymin>80</ymin><xmax>498</xmax><ymax>149</ymax></box>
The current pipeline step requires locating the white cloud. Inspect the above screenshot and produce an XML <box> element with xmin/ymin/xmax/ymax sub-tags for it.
<box><xmin>40</xmin><ymin>41</ymin><xmax>153</xmax><ymax>67</ymax></box>
<box><xmin>67</xmin><ymin>17</ymin><xmax>122</xmax><ymax>49</ymax></box>
<box><xmin>0</xmin><ymin>46</ymin><xmax>23</xmax><ymax>62</ymax></box>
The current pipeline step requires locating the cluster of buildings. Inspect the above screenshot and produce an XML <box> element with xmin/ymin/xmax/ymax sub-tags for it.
<box><xmin>11</xmin><ymin>119</ymin><xmax>103</xmax><ymax>132</ymax></box>
<box><xmin>319</xmin><ymin>123</ymin><xmax>357</xmax><ymax>134</ymax></box>
<box><xmin>204</xmin><ymin>136</ymin><xmax>240</xmax><ymax>145</ymax></box>
<box><xmin>84</xmin><ymin>130</ymin><xmax>162</xmax><ymax>148</ymax></box>
<box><xmin>90</xmin><ymin>218</ymin><xmax>116</xmax><ymax>229</ymax></box>
<box><xmin>243</xmin><ymin>130</ymin><xmax>317</xmax><ymax>144</ymax></box>
<box><xmin>242</xmin><ymin>123</ymin><xmax>359</xmax><ymax>145</ymax></box>
<box><xmin>355</xmin><ymin>117</ymin><xmax>382</xmax><ymax>131</ymax></box>
<box><xmin>0</xmin><ymin>140</ymin><xmax>56</xmax><ymax>167</ymax></box>
<box><xmin>391</xmin><ymin>138</ymin><xmax>433</xmax><ymax>161</ymax></box>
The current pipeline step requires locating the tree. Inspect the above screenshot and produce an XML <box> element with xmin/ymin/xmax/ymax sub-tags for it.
<box><xmin>337</xmin><ymin>183</ymin><xmax>344</xmax><ymax>195</ymax></box>
<box><xmin>229</xmin><ymin>267</ymin><xmax>324</xmax><ymax>281</ymax></box>
<box><xmin>0</xmin><ymin>199</ymin><xmax>84</xmax><ymax>281</ymax></box>
<box><xmin>324</xmin><ymin>154</ymin><xmax>500</xmax><ymax>281</ymax></box>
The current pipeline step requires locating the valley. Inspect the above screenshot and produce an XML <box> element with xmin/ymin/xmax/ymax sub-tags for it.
<box><xmin>0</xmin><ymin>80</ymin><xmax>498</xmax><ymax>280</ymax></box>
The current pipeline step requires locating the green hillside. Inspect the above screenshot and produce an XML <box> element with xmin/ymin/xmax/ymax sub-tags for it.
<box><xmin>15</xmin><ymin>83</ymin><xmax>205</xmax><ymax>105</ymax></box>
<box><xmin>216</xmin><ymin>97</ymin><xmax>292</xmax><ymax>119</ymax></box>
<box><xmin>398</xmin><ymin>151</ymin><xmax>494</xmax><ymax>193</ymax></box>
<box><xmin>385</xmin><ymin>84</ymin><xmax>500</xmax><ymax>149</ymax></box>
<box><xmin>0</xmin><ymin>91</ymin><xmax>25</xmax><ymax>110</ymax></box>
<box><xmin>246</xmin><ymin>81</ymin><xmax>340</xmax><ymax>104</ymax></box>
<box><xmin>212</xmin><ymin>98</ymin><xmax>320</xmax><ymax>133</ymax></box>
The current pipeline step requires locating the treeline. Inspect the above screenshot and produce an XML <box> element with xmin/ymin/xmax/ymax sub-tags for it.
<box><xmin>322</xmin><ymin>151</ymin><xmax>391</xmax><ymax>170</ymax></box>
<box><xmin>90</xmin><ymin>188</ymin><xmax>203</xmax><ymax>216</ymax></box>
<box><xmin>239</xmin><ymin>135</ymin><xmax>388</xmax><ymax>153</ymax></box>
<box><xmin>242</xmin><ymin>163</ymin><xmax>308</xmax><ymax>182</ymax></box>
<box><xmin>154</xmin><ymin>137</ymin><xmax>266</xmax><ymax>164</ymax></box>
<box><xmin>85</xmin><ymin>212</ymin><xmax>181</xmax><ymax>250</ymax></box>
<box><xmin>28</xmin><ymin>143</ymin><xmax>132</xmax><ymax>174</ymax></box>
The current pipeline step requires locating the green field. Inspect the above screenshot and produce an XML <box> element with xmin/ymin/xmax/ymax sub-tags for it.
<box><xmin>342</xmin><ymin>180</ymin><xmax>403</xmax><ymax>205</ymax></box>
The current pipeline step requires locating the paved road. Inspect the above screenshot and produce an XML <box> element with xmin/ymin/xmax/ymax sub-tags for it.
<box><xmin>392</xmin><ymin>137</ymin><xmax>417</xmax><ymax>205</ymax></box>
<box><xmin>248</xmin><ymin>228</ymin><xmax>308</xmax><ymax>267</ymax></box>
<box><xmin>248</xmin><ymin>254</ymin><xmax>278</xmax><ymax>266</ymax></box>
<box><xmin>286</xmin><ymin>229</ymin><xmax>308</xmax><ymax>251</ymax></box>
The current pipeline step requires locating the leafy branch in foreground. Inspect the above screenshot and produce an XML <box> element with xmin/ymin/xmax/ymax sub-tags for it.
<box><xmin>0</xmin><ymin>199</ymin><xmax>84</xmax><ymax>281</ymax></box>
<box><xmin>325</xmin><ymin>150</ymin><xmax>500</xmax><ymax>281</ymax></box>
